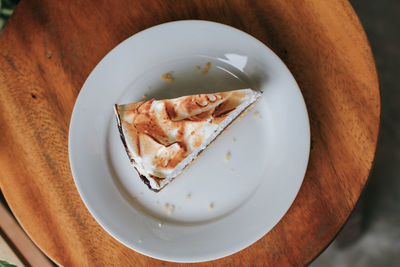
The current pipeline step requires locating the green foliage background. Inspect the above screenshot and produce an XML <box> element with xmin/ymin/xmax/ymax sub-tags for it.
<box><xmin>0</xmin><ymin>0</ymin><xmax>19</xmax><ymax>34</ymax></box>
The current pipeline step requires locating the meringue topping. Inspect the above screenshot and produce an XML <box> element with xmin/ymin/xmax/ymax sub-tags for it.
<box><xmin>114</xmin><ymin>88</ymin><xmax>261</xmax><ymax>191</ymax></box>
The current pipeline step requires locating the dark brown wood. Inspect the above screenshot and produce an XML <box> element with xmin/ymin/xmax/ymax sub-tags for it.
<box><xmin>0</xmin><ymin>0</ymin><xmax>380</xmax><ymax>266</ymax></box>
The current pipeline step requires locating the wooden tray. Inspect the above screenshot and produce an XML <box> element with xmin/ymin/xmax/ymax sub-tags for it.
<box><xmin>0</xmin><ymin>0</ymin><xmax>380</xmax><ymax>265</ymax></box>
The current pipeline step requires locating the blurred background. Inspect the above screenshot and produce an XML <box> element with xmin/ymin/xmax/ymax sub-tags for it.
<box><xmin>0</xmin><ymin>0</ymin><xmax>17</xmax><ymax>34</ymax></box>
<box><xmin>0</xmin><ymin>0</ymin><xmax>398</xmax><ymax>266</ymax></box>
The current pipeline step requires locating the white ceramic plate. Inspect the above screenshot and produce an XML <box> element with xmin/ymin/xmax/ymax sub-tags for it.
<box><xmin>69</xmin><ymin>20</ymin><xmax>310</xmax><ymax>262</ymax></box>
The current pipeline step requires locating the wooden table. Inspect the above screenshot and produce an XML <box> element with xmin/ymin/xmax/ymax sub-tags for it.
<box><xmin>0</xmin><ymin>0</ymin><xmax>380</xmax><ymax>266</ymax></box>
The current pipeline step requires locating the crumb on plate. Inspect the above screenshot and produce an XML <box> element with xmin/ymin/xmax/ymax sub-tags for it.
<box><xmin>167</xmin><ymin>205</ymin><xmax>175</xmax><ymax>215</ymax></box>
<box><xmin>161</xmin><ymin>72</ymin><xmax>174</xmax><ymax>83</ymax></box>
<box><xmin>195</xmin><ymin>62</ymin><xmax>211</xmax><ymax>74</ymax></box>
<box><xmin>163</xmin><ymin>203</ymin><xmax>169</xmax><ymax>211</ymax></box>
<box><xmin>225</xmin><ymin>152</ymin><xmax>231</xmax><ymax>162</ymax></box>
<box><xmin>208</xmin><ymin>203</ymin><xmax>214</xmax><ymax>210</ymax></box>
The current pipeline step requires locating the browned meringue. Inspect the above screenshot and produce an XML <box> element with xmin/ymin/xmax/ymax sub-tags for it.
<box><xmin>114</xmin><ymin>89</ymin><xmax>261</xmax><ymax>191</ymax></box>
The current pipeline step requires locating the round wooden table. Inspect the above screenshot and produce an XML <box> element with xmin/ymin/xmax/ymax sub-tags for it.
<box><xmin>0</xmin><ymin>0</ymin><xmax>380</xmax><ymax>266</ymax></box>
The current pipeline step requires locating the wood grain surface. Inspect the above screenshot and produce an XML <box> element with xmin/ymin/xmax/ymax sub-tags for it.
<box><xmin>0</xmin><ymin>0</ymin><xmax>380</xmax><ymax>266</ymax></box>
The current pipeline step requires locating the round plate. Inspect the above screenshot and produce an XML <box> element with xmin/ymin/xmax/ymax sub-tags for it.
<box><xmin>69</xmin><ymin>20</ymin><xmax>310</xmax><ymax>262</ymax></box>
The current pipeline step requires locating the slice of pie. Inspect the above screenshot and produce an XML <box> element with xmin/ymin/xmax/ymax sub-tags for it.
<box><xmin>114</xmin><ymin>88</ymin><xmax>262</xmax><ymax>191</ymax></box>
